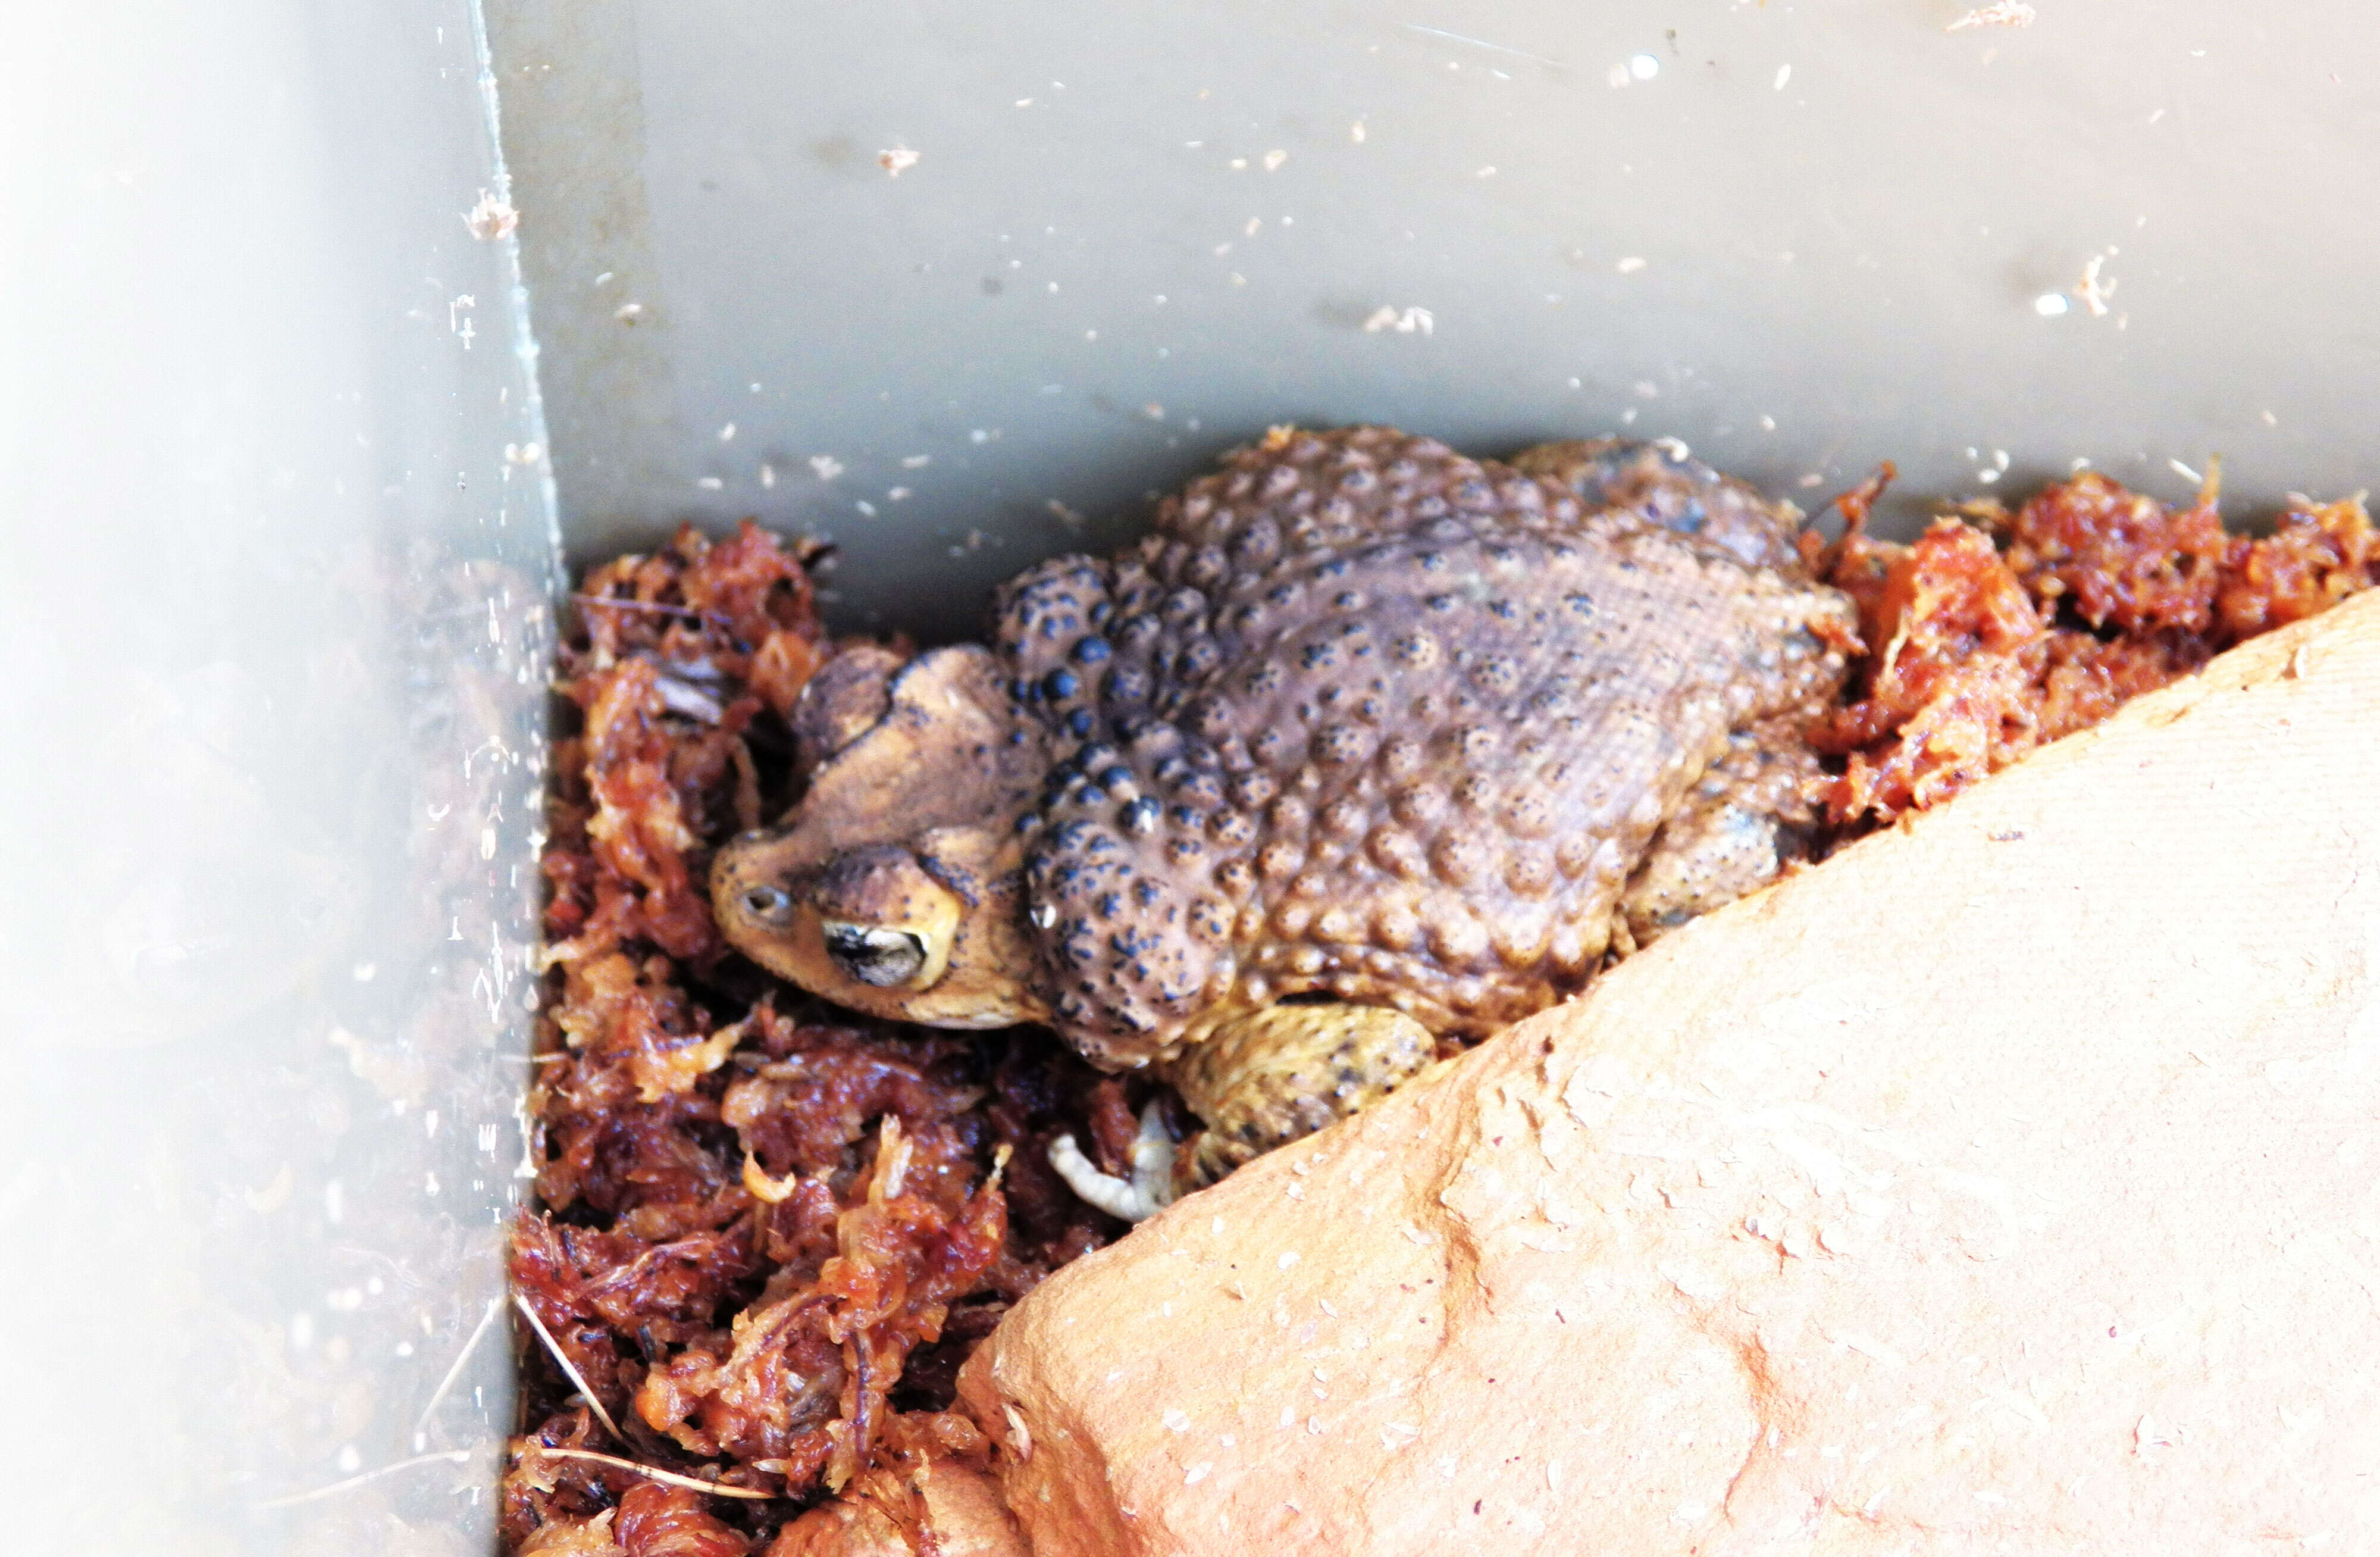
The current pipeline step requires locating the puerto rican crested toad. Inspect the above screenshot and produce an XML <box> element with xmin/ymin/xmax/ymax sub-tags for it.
<box><xmin>713</xmin><ymin>427</ymin><xmax>1855</xmax><ymax>1218</ymax></box>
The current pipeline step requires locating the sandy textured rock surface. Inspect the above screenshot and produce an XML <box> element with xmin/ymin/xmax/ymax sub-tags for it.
<box><xmin>959</xmin><ymin>590</ymin><xmax>2380</xmax><ymax>1555</ymax></box>
<box><xmin>768</xmin><ymin>1458</ymin><xmax>1026</xmax><ymax>1556</ymax></box>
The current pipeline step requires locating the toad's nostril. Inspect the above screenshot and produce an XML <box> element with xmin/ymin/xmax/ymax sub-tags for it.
<box><xmin>740</xmin><ymin>885</ymin><xmax>795</xmax><ymax>925</ymax></box>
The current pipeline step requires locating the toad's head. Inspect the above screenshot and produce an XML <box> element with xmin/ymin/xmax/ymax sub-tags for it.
<box><xmin>710</xmin><ymin>645</ymin><xmax>1053</xmax><ymax>1029</ymax></box>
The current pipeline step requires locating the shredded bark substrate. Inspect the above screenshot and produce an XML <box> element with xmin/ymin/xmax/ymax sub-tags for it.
<box><xmin>505</xmin><ymin>470</ymin><xmax>2375</xmax><ymax>1556</ymax></box>
<box><xmin>507</xmin><ymin>523</ymin><xmax>1136</xmax><ymax>1556</ymax></box>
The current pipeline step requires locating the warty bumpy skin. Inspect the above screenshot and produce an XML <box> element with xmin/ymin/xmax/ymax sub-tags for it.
<box><xmin>992</xmin><ymin>426</ymin><xmax>1856</xmax><ymax>1072</ymax></box>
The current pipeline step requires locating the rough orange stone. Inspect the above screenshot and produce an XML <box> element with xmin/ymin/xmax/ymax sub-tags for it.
<box><xmin>958</xmin><ymin>591</ymin><xmax>2380</xmax><ymax>1555</ymax></box>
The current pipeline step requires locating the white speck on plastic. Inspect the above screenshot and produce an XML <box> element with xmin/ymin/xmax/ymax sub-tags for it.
<box><xmin>856</xmin><ymin>501</ymin><xmax>877</xmax><ymax>517</ymax></box>
<box><xmin>696</xmin><ymin>476</ymin><xmax>722</xmax><ymax>491</ymax></box>
<box><xmin>878</xmin><ymin>145</ymin><xmax>920</xmax><ymax>177</ymax></box>
<box><xmin>888</xmin><ymin>486</ymin><xmax>911</xmax><ymax>501</ymax></box>
<box><xmin>324</xmin><ymin>1181</ymin><xmax>344</xmax><ymax>1225</ymax></box>
<box><xmin>760</xmin><ymin>463</ymin><xmax>776</xmax><ymax>489</ymax></box>
<box><xmin>1362</xmin><ymin>305</ymin><xmax>1433</xmax><ymax>336</ymax></box>
<box><xmin>1606</xmin><ymin>64</ymin><xmax>1631</xmax><ymax>89</ymax></box>
<box><xmin>2074</xmin><ymin>251</ymin><xmax>2117</xmax><ymax>317</ymax></box>
<box><xmin>1350</xmin><ymin>121</ymin><xmax>1367</xmax><ymax>143</ymax></box>
<box><xmin>1163</xmin><ymin>1408</ymin><xmax>1191</xmax><ymax>1432</ymax></box>
<box><xmin>1774</xmin><ymin>64</ymin><xmax>1792</xmax><ymax>90</ymax></box>
<box><xmin>2034</xmin><ymin>292</ymin><xmax>2071</xmax><ymax>317</ymax></box>
<box><xmin>1630</xmin><ymin>54</ymin><xmax>1659</xmax><ymax>79</ymax></box>
<box><xmin>1262</xmin><ymin>149</ymin><xmax>1288</xmax><ymax>171</ymax></box>
<box><xmin>352</xmin><ymin>963</ymin><xmax>376</xmax><ymax>982</ymax></box>
<box><xmin>718</xmin><ymin>422</ymin><xmax>736</xmax><ymax>441</ymax></box>
<box><xmin>903</xmin><ymin>454</ymin><xmax>932</xmax><ymax>468</ymax></box>
<box><xmin>463</xmin><ymin>190</ymin><xmax>518</xmax><ymax>240</ymax></box>
<box><xmin>1616</xmin><ymin>256</ymin><xmax>1646</xmax><ymax>274</ymax></box>
<box><xmin>2169</xmin><ymin>458</ymin><xmax>2204</xmax><ymax>484</ymax></box>
<box><xmin>1948</xmin><ymin>1</ymin><xmax>2037</xmax><ymax>29</ymax></box>
<box><xmin>810</xmin><ymin>455</ymin><xmax>845</xmax><ymax>480</ymax></box>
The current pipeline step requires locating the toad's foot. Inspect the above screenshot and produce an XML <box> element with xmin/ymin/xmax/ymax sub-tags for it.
<box><xmin>1169</xmin><ymin>1004</ymin><xmax>1437</xmax><ymax>1192</ymax></box>
<box><xmin>1050</xmin><ymin>1099</ymin><xmax>1180</xmax><ymax>1223</ymax></box>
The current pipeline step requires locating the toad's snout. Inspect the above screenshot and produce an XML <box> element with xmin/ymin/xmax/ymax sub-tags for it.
<box><xmin>712</xmin><ymin>836</ymin><xmax>964</xmax><ymax>995</ymax></box>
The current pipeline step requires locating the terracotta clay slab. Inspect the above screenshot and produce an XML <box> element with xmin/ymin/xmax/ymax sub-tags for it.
<box><xmin>957</xmin><ymin>589</ymin><xmax>2380</xmax><ymax>1555</ymax></box>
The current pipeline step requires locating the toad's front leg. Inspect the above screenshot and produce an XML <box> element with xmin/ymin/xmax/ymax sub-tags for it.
<box><xmin>1048</xmin><ymin>1004</ymin><xmax>1440</xmax><ymax>1223</ymax></box>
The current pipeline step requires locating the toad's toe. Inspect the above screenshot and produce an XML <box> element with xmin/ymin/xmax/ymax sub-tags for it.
<box><xmin>1050</xmin><ymin>1099</ymin><xmax>1180</xmax><ymax>1223</ymax></box>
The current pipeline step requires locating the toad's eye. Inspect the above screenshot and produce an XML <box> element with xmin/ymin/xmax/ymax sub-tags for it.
<box><xmin>822</xmin><ymin>923</ymin><xmax>929</xmax><ymax>988</ymax></box>
<box><xmin>740</xmin><ymin>885</ymin><xmax>796</xmax><ymax>926</ymax></box>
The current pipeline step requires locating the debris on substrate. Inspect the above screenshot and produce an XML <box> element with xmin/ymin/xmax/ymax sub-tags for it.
<box><xmin>1808</xmin><ymin>462</ymin><xmax>2375</xmax><ymax>828</ymax></box>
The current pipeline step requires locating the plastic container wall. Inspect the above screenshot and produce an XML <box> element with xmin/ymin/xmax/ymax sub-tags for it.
<box><xmin>4</xmin><ymin>4</ymin><xmax>555</xmax><ymax>1552</ymax></box>
<box><xmin>489</xmin><ymin>0</ymin><xmax>2380</xmax><ymax>641</ymax></box>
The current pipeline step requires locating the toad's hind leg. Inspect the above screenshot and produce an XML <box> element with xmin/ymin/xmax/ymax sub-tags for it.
<box><xmin>1173</xmin><ymin>1004</ymin><xmax>1438</xmax><ymax>1191</ymax></box>
<box><xmin>1046</xmin><ymin>1005</ymin><xmax>1440</xmax><ymax>1223</ymax></box>
<box><xmin>1615</xmin><ymin>721</ymin><xmax>1826</xmax><ymax>951</ymax></box>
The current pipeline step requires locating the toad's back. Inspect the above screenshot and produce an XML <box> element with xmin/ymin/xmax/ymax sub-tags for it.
<box><xmin>998</xmin><ymin>426</ymin><xmax>1852</xmax><ymax>1069</ymax></box>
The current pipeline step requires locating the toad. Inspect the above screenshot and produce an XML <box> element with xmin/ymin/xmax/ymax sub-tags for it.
<box><xmin>713</xmin><ymin>427</ymin><xmax>1855</xmax><ymax>1219</ymax></box>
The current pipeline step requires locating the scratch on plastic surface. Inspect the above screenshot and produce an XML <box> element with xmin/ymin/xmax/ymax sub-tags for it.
<box><xmin>252</xmin><ymin>1449</ymin><xmax>478</xmax><ymax>1509</ymax></box>
<box><xmin>474</xmin><ymin>922</ymin><xmax>511</xmax><ymax>1021</ymax></box>
<box><xmin>413</xmin><ymin>1295</ymin><xmax>505</xmax><ymax>1436</ymax></box>
<box><xmin>1401</xmin><ymin>23</ymin><xmax>1566</xmax><ymax>69</ymax></box>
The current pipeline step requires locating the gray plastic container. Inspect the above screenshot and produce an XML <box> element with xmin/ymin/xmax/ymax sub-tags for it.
<box><xmin>9</xmin><ymin>2</ymin><xmax>2375</xmax><ymax>1551</ymax></box>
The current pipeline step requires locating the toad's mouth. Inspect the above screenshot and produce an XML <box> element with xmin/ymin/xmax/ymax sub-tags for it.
<box><xmin>822</xmin><ymin>920</ymin><xmax>932</xmax><ymax>987</ymax></box>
